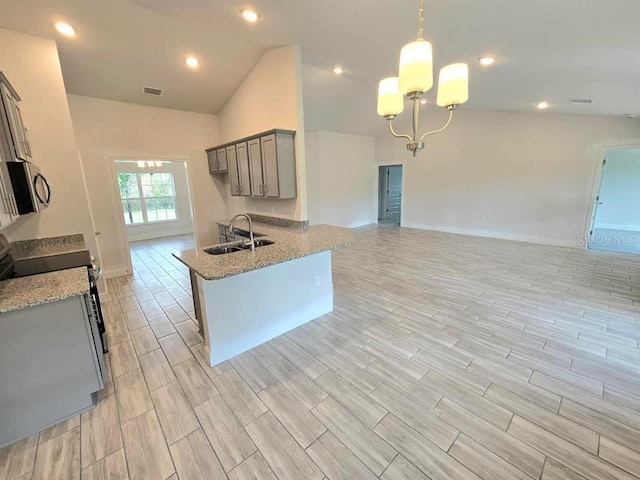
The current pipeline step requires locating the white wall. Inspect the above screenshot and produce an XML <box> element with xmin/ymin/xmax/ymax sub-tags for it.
<box><xmin>0</xmin><ymin>28</ymin><xmax>99</xmax><ymax>260</ymax></box>
<box><xmin>219</xmin><ymin>46</ymin><xmax>308</xmax><ymax>221</ymax></box>
<box><xmin>114</xmin><ymin>160</ymin><xmax>194</xmax><ymax>242</ymax></box>
<box><xmin>376</xmin><ymin>109</ymin><xmax>640</xmax><ymax>247</ymax></box>
<box><xmin>306</xmin><ymin>130</ymin><xmax>376</xmax><ymax>227</ymax></box>
<box><xmin>594</xmin><ymin>149</ymin><xmax>640</xmax><ymax>230</ymax></box>
<box><xmin>68</xmin><ymin>95</ymin><xmax>222</xmax><ymax>277</ymax></box>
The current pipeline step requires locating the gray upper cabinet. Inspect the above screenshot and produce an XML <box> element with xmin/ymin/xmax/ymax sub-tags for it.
<box><xmin>0</xmin><ymin>73</ymin><xmax>31</xmax><ymax>162</ymax></box>
<box><xmin>248</xmin><ymin>138</ymin><xmax>263</xmax><ymax>196</ymax></box>
<box><xmin>205</xmin><ymin>129</ymin><xmax>296</xmax><ymax>199</ymax></box>
<box><xmin>217</xmin><ymin>147</ymin><xmax>228</xmax><ymax>172</ymax></box>
<box><xmin>207</xmin><ymin>147</ymin><xmax>229</xmax><ymax>174</ymax></box>
<box><xmin>235</xmin><ymin>142</ymin><xmax>252</xmax><ymax>196</ymax></box>
<box><xmin>227</xmin><ymin>144</ymin><xmax>240</xmax><ymax>196</ymax></box>
<box><xmin>257</xmin><ymin>132</ymin><xmax>296</xmax><ymax>199</ymax></box>
<box><xmin>207</xmin><ymin>149</ymin><xmax>218</xmax><ymax>174</ymax></box>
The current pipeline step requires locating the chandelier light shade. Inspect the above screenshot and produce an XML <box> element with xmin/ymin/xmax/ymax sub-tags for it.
<box><xmin>377</xmin><ymin>0</ymin><xmax>469</xmax><ymax>156</ymax></box>
<box><xmin>377</xmin><ymin>77</ymin><xmax>405</xmax><ymax>117</ymax></box>
<box><xmin>437</xmin><ymin>63</ymin><xmax>469</xmax><ymax>107</ymax></box>
<box><xmin>398</xmin><ymin>40</ymin><xmax>433</xmax><ymax>95</ymax></box>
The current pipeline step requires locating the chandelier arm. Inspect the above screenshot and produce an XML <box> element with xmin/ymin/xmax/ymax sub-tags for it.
<box><xmin>419</xmin><ymin>107</ymin><xmax>455</xmax><ymax>142</ymax></box>
<box><xmin>388</xmin><ymin>118</ymin><xmax>413</xmax><ymax>141</ymax></box>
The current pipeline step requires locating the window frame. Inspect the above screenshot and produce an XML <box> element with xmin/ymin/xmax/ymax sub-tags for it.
<box><xmin>118</xmin><ymin>171</ymin><xmax>179</xmax><ymax>226</ymax></box>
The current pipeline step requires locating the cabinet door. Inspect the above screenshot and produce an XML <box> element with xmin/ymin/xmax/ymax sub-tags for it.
<box><xmin>216</xmin><ymin>148</ymin><xmax>226</xmax><ymax>173</ymax></box>
<box><xmin>260</xmin><ymin>134</ymin><xmax>280</xmax><ymax>198</ymax></box>
<box><xmin>235</xmin><ymin>142</ymin><xmax>252</xmax><ymax>196</ymax></box>
<box><xmin>248</xmin><ymin>138</ymin><xmax>264</xmax><ymax>197</ymax></box>
<box><xmin>207</xmin><ymin>150</ymin><xmax>218</xmax><ymax>174</ymax></box>
<box><xmin>12</xmin><ymin>101</ymin><xmax>30</xmax><ymax>159</ymax></box>
<box><xmin>0</xmin><ymin>85</ymin><xmax>29</xmax><ymax>161</ymax></box>
<box><xmin>218</xmin><ymin>147</ymin><xmax>229</xmax><ymax>172</ymax></box>
<box><xmin>226</xmin><ymin>145</ymin><xmax>240</xmax><ymax>196</ymax></box>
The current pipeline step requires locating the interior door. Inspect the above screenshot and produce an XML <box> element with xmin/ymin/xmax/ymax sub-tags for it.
<box><xmin>226</xmin><ymin>145</ymin><xmax>240</xmax><ymax>196</ymax></box>
<box><xmin>378</xmin><ymin>167</ymin><xmax>389</xmax><ymax>220</ymax></box>
<box><xmin>386</xmin><ymin>166</ymin><xmax>402</xmax><ymax>224</ymax></box>
<box><xmin>261</xmin><ymin>134</ymin><xmax>280</xmax><ymax>197</ymax></box>
<box><xmin>235</xmin><ymin>142</ymin><xmax>252</xmax><ymax>196</ymax></box>
<box><xmin>587</xmin><ymin>157</ymin><xmax>608</xmax><ymax>248</ymax></box>
<box><xmin>248</xmin><ymin>138</ymin><xmax>264</xmax><ymax>196</ymax></box>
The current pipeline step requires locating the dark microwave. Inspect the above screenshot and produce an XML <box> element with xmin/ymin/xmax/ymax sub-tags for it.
<box><xmin>6</xmin><ymin>161</ymin><xmax>51</xmax><ymax>214</ymax></box>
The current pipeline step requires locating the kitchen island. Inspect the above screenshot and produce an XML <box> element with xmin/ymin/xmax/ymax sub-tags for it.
<box><xmin>174</xmin><ymin>218</ymin><xmax>353</xmax><ymax>366</ymax></box>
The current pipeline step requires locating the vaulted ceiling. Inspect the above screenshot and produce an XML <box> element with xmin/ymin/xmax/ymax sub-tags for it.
<box><xmin>2</xmin><ymin>0</ymin><xmax>639</xmax><ymax>134</ymax></box>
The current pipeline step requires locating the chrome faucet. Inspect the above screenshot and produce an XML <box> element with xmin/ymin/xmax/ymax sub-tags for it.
<box><xmin>229</xmin><ymin>213</ymin><xmax>255</xmax><ymax>252</ymax></box>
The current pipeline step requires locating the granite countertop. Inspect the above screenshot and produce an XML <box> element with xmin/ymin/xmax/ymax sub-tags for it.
<box><xmin>174</xmin><ymin>220</ymin><xmax>354</xmax><ymax>280</ymax></box>
<box><xmin>0</xmin><ymin>267</ymin><xmax>90</xmax><ymax>314</ymax></box>
<box><xmin>11</xmin><ymin>234</ymin><xmax>86</xmax><ymax>261</ymax></box>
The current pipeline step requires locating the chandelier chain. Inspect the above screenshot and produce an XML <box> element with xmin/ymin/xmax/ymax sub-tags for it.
<box><xmin>417</xmin><ymin>0</ymin><xmax>425</xmax><ymax>39</ymax></box>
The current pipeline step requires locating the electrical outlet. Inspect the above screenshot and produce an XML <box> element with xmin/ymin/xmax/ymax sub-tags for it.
<box><xmin>315</xmin><ymin>276</ymin><xmax>321</xmax><ymax>287</ymax></box>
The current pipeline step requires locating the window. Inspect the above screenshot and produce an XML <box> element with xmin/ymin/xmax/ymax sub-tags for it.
<box><xmin>118</xmin><ymin>172</ymin><xmax>177</xmax><ymax>225</ymax></box>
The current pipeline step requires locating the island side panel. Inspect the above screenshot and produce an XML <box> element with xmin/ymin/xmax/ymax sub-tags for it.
<box><xmin>197</xmin><ymin>250</ymin><xmax>333</xmax><ymax>366</ymax></box>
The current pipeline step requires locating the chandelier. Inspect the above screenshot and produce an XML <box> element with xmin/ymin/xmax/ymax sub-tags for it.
<box><xmin>377</xmin><ymin>0</ymin><xmax>469</xmax><ymax>156</ymax></box>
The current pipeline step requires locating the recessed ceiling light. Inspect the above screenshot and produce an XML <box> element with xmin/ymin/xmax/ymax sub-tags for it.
<box><xmin>622</xmin><ymin>113</ymin><xmax>638</xmax><ymax>119</ymax></box>
<box><xmin>537</xmin><ymin>101</ymin><xmax>550</xmax><ymax>110</ymax></box>
<box><xmin>478</xmin><ymin>56</ymin><xmax>496</xmax><ymax>66</ymax></box>
<box><xmin>420</xmin><ymin>99</ymin><xmax>428</xmax><ymax>105</ymax></box>
<box><xmin>54</xmin><ymin>21</ymin><xmax>76</xmax><ymax>37</ymax></box>
<box><xmin>242</xmin><ymin>9</ymin><xmax>259</xmax><ymax>23</ymax></box>
<box><xmin>332</xmin><ymin>66</ymin><xmax>344</xmax><ymax>75</ymax></box>
<box><xmin>185</xmin><ymin>56</ymin><xmax>199</xmax><ymax>69</ymax></box>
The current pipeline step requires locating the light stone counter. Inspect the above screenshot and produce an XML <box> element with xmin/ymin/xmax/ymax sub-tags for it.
<box><xmin>0</xmin><ymin>267</ymin><xmax>89</xmax><ymax>314</ymax></box>
<box><xmin>173</xmin><ymin>221</ymin><xmax>354</xmax><ymax>281</ymax></box>
<box><xmin>11</xmin><ymin>234</ymin><xmax>86</xmax><ymax>261</ymax></box>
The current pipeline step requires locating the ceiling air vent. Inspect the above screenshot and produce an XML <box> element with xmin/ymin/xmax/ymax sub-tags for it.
<box><xmin>142</xmin><ymin>86</ymin><xmax>163</xmax><ymax>96</ymax></box>
<box><xmin>569</xmin><ymin>99</ymin><xmax>592</xmax><ymax>104</ymax></box>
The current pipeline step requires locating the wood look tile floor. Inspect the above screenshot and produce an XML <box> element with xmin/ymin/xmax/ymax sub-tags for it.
<box><xmin>3</xmin><ymin>226</ymin><xmax>640</xmax><ymax>480</ymax></box>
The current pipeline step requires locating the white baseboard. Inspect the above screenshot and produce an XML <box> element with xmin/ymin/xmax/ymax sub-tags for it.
<box><xmin>104</xmin><ymin>267</ymin><xmax>132</xmax><ymax>279</ymax></box>
<box><xmin>593</xmin><ymin>224</ymin><xmax>640</xmax><ymax>232</ymax></box>
<box><xmin>126</xmin><ymin>228</ymin><xmax>194</xmax><ymax>242</ymax></box>
<box><xmin>401</xmin><ymin>222</ymin><xmax>579</xmax><ymax>249</ymax></box>
<box><xmin>345</xmin><ymin>220</ymin><xmax>377</xmax><ymax>228</ymax></box>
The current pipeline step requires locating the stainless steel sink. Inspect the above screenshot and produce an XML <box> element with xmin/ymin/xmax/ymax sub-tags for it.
<box><xmin>204</xmin><ymin>245</ymin><xmax>244</xmax><ymax>255</ymax></box>
<box><xmin>203</xmin><ymin>239</ymin><xmax>275</xmax><ymax>255</ymax></box>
